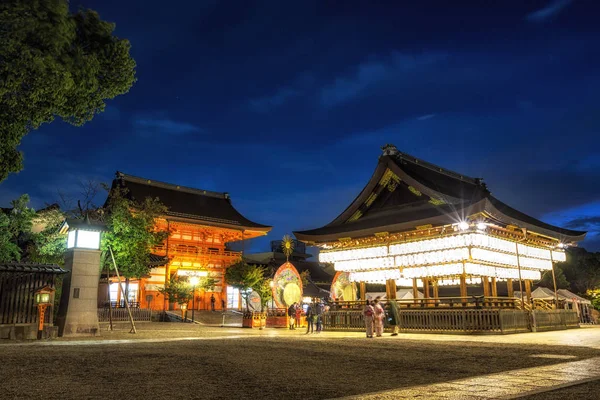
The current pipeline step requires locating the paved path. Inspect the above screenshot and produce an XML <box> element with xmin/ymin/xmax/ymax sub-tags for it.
<box><xmin>336</xmin><ymin>356</ymin><xmax>600</xmax><ymax>399</ymax></box>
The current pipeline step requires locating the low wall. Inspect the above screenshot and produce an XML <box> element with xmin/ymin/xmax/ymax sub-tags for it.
<box><xmin>0</xmin><ymin>324</ymin><xmax>58</xmax><ymax>340</ymax></box>
<box><xmin>97</xmin><ymin>308</ymin><xmax>153</xmax><ymax>322</ymax></box>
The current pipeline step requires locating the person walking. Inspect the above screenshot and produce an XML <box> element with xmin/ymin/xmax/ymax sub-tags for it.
<box><xmin>373</xmin><ymin>298</ymin><xmax>385</xmax><ymax>337</ymax></box>
<box><xmin>210</xmin><ymin>294</ymin><xmax>216</xmax><ymax>312</ymax></box>
<box><xmin>288</xmin><ymin>303</ymin><xmax>296</xmax><ymax>330</ymax></box>
<box><xmin>305</xmin><ymin>303</ymin><xmax>315</xmax><ymax>334</ymax></box>
<box><xmin>363</xmin><ymin>300</ymin><xmax>375</xmax><ymax>338</ymax></box>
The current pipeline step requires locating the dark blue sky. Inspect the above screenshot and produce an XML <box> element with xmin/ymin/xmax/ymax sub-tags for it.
<box><xmin>2</xmin><ymin>0</ymin><xmax>600</xmax><ymax>252</ymax></box>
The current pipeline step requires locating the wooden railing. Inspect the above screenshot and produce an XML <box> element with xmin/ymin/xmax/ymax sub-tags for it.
<box><xmin>322</xmin><ymin>309</ymin><xmax>530</xmax><ymax>334</ymax></box>
<box><xmin>153</xmin><ymin>244</ymin><xmax>241</xmax><ymax>259</ymax></box>
<box><xmin>328</xmin><ymin>297</ymin><xmax>518</xmax><ymax>311</ymax></box>
<box><xmin>531</xmin><ymin>310</ymin><xmax>580</xmax><ymax>332</ymax></box>
<box><xmin>97</xmin><ymin>308</ymin><xmax>153</xmax><ymax>322</ymax></box>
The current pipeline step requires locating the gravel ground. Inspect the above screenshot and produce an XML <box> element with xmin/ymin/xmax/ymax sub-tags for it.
<box><xmin>2</xmin><ymin>324</ymin><xmax>600</xmax><ymax>400</ymax></box>
<box><xmin>521</xmin><ymin>380</ymin><xmax>600</xmax><ymax>400</ymax></box>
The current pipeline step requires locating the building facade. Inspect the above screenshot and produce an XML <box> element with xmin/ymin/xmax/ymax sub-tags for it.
<box><xmin>295</xmin><ymin>145</ymin><xmax>586</xmax><ymax>305</ymax></box>
<box><xmin>104</xmin><ymin>172</ymin><xmax>271</xmax><ymax>311</ymax></box>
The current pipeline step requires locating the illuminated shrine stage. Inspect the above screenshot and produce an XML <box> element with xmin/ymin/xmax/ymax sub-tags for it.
<box><xmin>295</xmin><ymin>145</ymin><xmax>586</xmax><ymax>309</ymax></box>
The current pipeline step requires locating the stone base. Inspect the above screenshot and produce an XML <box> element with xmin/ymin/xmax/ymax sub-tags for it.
<box><xmin>0</xmin><ymin>325</ymin><xmax>58</xmax><ymax>340</ymax></box>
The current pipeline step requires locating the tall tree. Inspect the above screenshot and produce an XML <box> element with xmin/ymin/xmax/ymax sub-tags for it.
<box><xmin>0</xmin><ymin>0</ymin><xmax>136</xmax><ymax>181</ymax></box>
<box><xmin>225</xmin><ymin>261</ymin><xmax>270</xmax><ymax>311</ymax></box>
<box><xmin>101</xmin><ymin>187</ymin><xmax>169</xmax><ymax>296</ymax></box>
<box><xmin>538</xmin><ymin>266</ymin><xmax>570</xmax><ymax>290</ymax></box>
<box><xmin>158</xmin><ymin>275</ymin><xmax>216</xmax><ymax>320</ymax></box>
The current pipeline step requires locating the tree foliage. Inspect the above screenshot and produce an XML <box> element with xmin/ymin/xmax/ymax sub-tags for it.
<box><xmin>101</xmin><ymin>187</ymin><xmax>169</xmax><ymax>280</ymax></box>
<box><xmin>225</xmin><ymin>261</ymin><xmax>271</xmax><ymax>311</ymax></box>
<box><xmin>0</xmin><ymin>195</ymin><xmax>35</xmax><ymax>261</ymax></box>
<box><xmin>538</xmin><ymin>266</ymin><xmax>570</xmax><ymax>290</ymax></box>
<box><xmin>559</xmin><ymin>248</ymin><xmax>600</xmax><ymax>294</ymax></box>
<box><xmin>159</xmin><ymin>275</ymin><xmax>216</xmax><ymax>306</ymax></box>
<box><xmin>0</xmin><ymin>0</ymin><xmax>136</xmax><ymax>181</ymax></box>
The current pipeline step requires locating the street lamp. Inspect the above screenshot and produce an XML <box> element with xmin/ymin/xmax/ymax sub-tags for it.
<box><xmin>189</xmin><ymin>276</ymin><xmax>200</xmax><ymax>323</ymax></box>
<box><xmin>35</xmin><ymin>286</ymin><xmax>55</xmax><ymax>340</ymax></box>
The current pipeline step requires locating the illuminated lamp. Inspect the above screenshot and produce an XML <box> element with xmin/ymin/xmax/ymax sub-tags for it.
<box><xmin>458</xmin><ymin>221</ymin><xmax>470</xmax><ymax>231</ymax></box>
<box><xmin>557</xmin><ymin>243</ymin><xmax>565</xmax><ymax>249</ymax></box>
<box><xmin>61</xmin><ymin>218</ymin><xmax>106</xmax><ymax>250</ymax></box>
<box><xmin>35</xmin><ymin>286</ymin><xmax>55</xmax><ymax>340</ymax></box>
<box><xmin>476</xmin><ymin>222</ymin><xmax>487</xmax><ymax>231</ymax></box>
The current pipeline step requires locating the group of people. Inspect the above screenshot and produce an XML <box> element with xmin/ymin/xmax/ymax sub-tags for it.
<box><xmin>363</xmin><ymin>296</ymin><xmax>400</xmax><ymax>338</ymax></box>
<box><xmin>287</xmin><ymin>301</ymin><xmax>328</xmax><ymax>334</ymax></box>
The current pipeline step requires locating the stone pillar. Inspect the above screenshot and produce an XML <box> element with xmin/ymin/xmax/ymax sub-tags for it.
<box><xmin>57</xmin><ymin>249</ymin><xmax>101</xmax><ymax>336</ymax></box>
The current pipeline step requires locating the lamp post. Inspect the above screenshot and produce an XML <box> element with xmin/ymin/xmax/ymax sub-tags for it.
<box><xmin>35</xmin><ymin>286</ymin><xmax>54</xmax><ymax>340</ymax></box>
<box><xmin>189</xmin><ymin>276</ymin><xmax>200</xmax><ymax>323</ymax></box>
<box><xmin>56</xmin><ymin>217</ymin><xmax>106</xmax><ymax>337</ymax></box>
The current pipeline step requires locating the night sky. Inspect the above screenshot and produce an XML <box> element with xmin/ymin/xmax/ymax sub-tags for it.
<box><xmin>2</xmin><ymin>1</ymin><xmax>599</xmax><ymax>252</ymax></box>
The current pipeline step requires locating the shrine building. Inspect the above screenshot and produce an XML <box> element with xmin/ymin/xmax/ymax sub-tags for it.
<box><xmin>294</xmin><ymin>145</ymin><xmax>586</xmax><ymax>306</ymax></box>
<box><xmin>105</xmin><ymin>172</ymin><xmax>271</xmax><ymax>311</ymax></box>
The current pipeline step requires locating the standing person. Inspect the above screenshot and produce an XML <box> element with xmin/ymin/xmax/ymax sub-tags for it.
<box><xmin>385</xmin><ymin>299</ymin><xmax>400</xmax><ymax>336</ymax></box>
<box><xmin>305</xmin><ymin>303</ymin><xmax>315</xmax><ymax>334</ymax></box>
<box><xmin>295</xmin><ymin>302</ymin><xmax>302</xmax><ymax>329</ymax></box>
<box><xmin>221</xmin><ymin>298</ymin><xmax>226</xmax><ymax>311</ymax></box>
<box><xmin>315</xmin><ymin>301</ymin><xmax>323</xmax><ymax>333</ymax></box>
<box><xmin>373</xmin><ymin>298</ymin><xmax>385</xmax><ymax>337</ymax></box>
<box><xmin>363</xmin><ymin>300</ymin><xmax>375</xmax><ymax>338</ymax></box>
<box><xmin>288</xmin><ymin>303</ymin><xmax>296</xmax><ymax>330</ymax></box>
<box><xmin>210</xmin><ymin>294</ymin><xmax>216</xmax><ymax>312</ymax></box>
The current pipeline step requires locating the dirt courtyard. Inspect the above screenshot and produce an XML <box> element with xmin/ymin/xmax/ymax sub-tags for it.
<box><xmin>1</xmin><ymin>324</ymin><xmax>599</xmax><ymax>399</ymax></box>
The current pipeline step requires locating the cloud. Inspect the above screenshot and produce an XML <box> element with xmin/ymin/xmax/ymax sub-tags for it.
<box><xmin>249</xmin><ymin>88</ymin><xmax>300</xmax><ymax>113</ymax></box>
<box><xmin>417</xmin><ymin>114</ymin><xmax>436</xmax><ymax>121</ymax></box>
<box><xmin>564</xmin><ymin>216</ymin><xmax>600</xmax><ymax>230</ymax></box>
<box><xmin>132</xmin><ymin>114</ymin><xmax>201</xmax><ymax>136</ymax></box>
<box><xmin>320</xmin><ymin>51</ymin><xmax>448</xmax><ymax>107</ymax></box>
<box><xmin>526</xmin><ymin>0</ymin><xmax>573</xmax><ymax>23</ymax></box>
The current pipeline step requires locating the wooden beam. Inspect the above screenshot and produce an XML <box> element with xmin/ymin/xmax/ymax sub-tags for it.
<box><xmin>359</xmin><ymin>281</ymin><xmax>366</xmax><ymax>301</ymax></box>
<box><xmin>507</xmin><ymin>278</ymin><xmax>514</xmax><ymax>298</ymax></box>
<box><xmin>491</xmin><ymin>277</ymin><xmax>498</xmax><ymax>297</ymax></box>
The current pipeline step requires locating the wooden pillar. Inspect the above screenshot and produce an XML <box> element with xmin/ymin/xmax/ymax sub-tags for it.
<box><xmin>432</xmin><ymin>279</ymin><xmax>439</xmax><ymax>298</ymax></box>
<box><xmin>482</xmin><ymin>276</ymin><xmax>490</xmax><ymax>297</ymax></box>
<box><xmin>412</xmin><ymin>278</ymin><xmax>419</xmax><ymax>304</ymax></box>
<box><xmin>388</xmin><ymin>279</ymin><xmax>397</xmax><ymax>300</ymax></box>
<box><xmin>460</xmin><ymin>274</ymin><xmax>467</xmax><ymax>298</ymax></box>
<box><xmin>423</xmin><ymin>278</ymin><xmax>430</xmax><ymax>298</ymax></box>
<box><xmin>491</xmin><ymin>277</ymin><xmax>498</xmax><ymax>298</ymax></box>
<box><xmin>507</xmin><ymin>278</ymin><xmax>514</xmax><ymax>298</ymax></box>
<box><xmin>525</xmin><ymin>279</ymin><xmax>532</xmax><ymax>303</ymax></box>
<box><xmin>359</xmin><ymin>281</ymin><xmax>366</xmax><ymax>301</ymax></box>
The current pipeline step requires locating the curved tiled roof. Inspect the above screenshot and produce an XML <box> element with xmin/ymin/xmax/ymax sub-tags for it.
<box><xmin>111</xmin><ymin>172</ymin><xmax>271</xmax><ymax>231</ymax></box>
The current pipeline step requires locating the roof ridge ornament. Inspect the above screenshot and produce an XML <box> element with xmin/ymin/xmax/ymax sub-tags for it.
<box><xmin>381</xmin><ymin>144</ymin><xmax>399</xmax><ymax>156</ymax></box>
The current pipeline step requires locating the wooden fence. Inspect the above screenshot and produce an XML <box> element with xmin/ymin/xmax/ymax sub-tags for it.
<box><xmin>330</xmin><ymin>297</ymin><xmax>517</xmax><ymax>311</ymax></box>
<box><xmin>531</xmin><ymin>310</ymin><xmax>580</xmax><ymax>332</ymax></box>
<box><xmin>0</xmin><ymin>270</ymin><xmax>57</xmax><ymax>325</ymax></box>
<box><xmin>97</xmin><ymin>308</ymin><xmax>153</xmax><ymax>322</ymax></box>
<box><xmin>323</xmin><ymin>309</ymin><xmax>531</xmax><ymax>334</ymax></box>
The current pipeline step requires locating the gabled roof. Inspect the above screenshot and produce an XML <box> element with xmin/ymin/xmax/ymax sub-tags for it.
<box><xmin>110</xmin><ymin>172</ymin><xmax>271</xmax><ymax>232</ymax></box>
<box><xmin>294</xmin><ymin>145</ymin><xmax>586</xmax><ymax>243</ymax></box>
